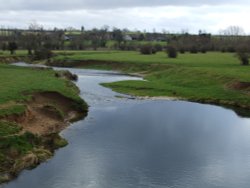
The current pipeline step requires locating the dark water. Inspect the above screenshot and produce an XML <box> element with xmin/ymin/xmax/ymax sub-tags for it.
<box><xmin>3</xmin><ymin>67</ymin><xmax>250</xmax><ymax>188</ymax></box>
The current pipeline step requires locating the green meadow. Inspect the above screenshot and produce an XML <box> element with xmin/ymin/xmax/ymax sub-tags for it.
<box><xmin>52</xmin><ymin>51</ymin><xmax>250</xmax><ymax>109</ymax></box>
<box><xmin>0</xmin><ymin>64</ymin><xmax>83</xmax><ymax>104</ymax></box>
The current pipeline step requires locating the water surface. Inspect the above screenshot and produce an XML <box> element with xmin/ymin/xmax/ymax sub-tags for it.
<box><xmin>3</xmin><ymin>67</ymin><xmax>250</xmax><ymax>188</ymax></box>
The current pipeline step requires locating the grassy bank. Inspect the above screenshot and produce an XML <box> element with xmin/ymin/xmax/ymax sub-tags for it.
<box><xmin>0</xmin><ymin>63</ymin><xmax>88</xmax><ymax>183</ymax></box>
<box><xmin>0</xmin><ymin>50</ymin><xmax>30</xmax><ymax>64</ymax></box>
<box><xmin>50</xmin><ymin>51</ymin><xmax>250</xmax><ymax>113</ymax></box>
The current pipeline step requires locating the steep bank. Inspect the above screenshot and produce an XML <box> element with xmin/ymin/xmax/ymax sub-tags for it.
<box><xmin>0</xmin><ymin>64</ymin><xmax>88</xmax><ymax>184</ymax></box>
<box><xmin>0</xmin><ymin>56</ymin><xmax>31</xmax><ymax>64</ymax></box>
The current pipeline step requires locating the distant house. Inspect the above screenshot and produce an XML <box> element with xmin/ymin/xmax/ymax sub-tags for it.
<box><xmin>64</xmin><ymin>35</ymin><xmax>70</xmax><ymax>41</ymax></box>
<box><xmin>130</xmin><ymin>34</ymin><xmax>141</xmax><ymax>41</ymax></box>
<box><xmin>124</xmin><ymin>34</ymin><xmax>144</xmax><ymax>41</ymax></box>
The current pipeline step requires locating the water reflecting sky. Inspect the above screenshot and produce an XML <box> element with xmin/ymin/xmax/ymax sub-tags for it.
<box><xmin>3</xmin><ymin>68</ymin><xmax>250</xmax><ymax>188</ymax></box>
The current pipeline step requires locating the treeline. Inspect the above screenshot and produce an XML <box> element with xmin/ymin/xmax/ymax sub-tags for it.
<box><xmin>167</xmin><ymin>33</ymin><xmax>250</xmax><ymax>54</ymax></box>
<box><xmin>0</xmin><ymin>26</ymin><xmax>166</xmax><ymax>52</ymax></box>
<box><xmin>0</xmin><ymin>25</ymin><xmax>249</xmax><ymax>64</ymax></box>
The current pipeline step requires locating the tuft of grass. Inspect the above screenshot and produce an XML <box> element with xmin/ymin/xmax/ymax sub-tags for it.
<box><xmin>0</xmin><ymin>105</ymin><xmax>26</xmax><ymax>118</ymax></box>
<box><xmin>43</xmin><ymin>104</ymin><xmax>65</xmax><ymax>119</ymax></box>
<box><xmin>0</xmin><ymin>134</ymin><xmax>34</xmax><ymax>155</ymax></box>
<box><xmin>0</xmin><ymin>121</ymin><xmax>22</xmax><ymax>137</ymax></box>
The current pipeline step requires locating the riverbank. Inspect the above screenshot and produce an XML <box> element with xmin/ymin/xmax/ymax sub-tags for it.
<box><xmin>0</xmin><ymin>64</ymin><xmax>88</xmax><ymax>183</ymax></box>
<box><xmin>47</xmin><ymin>51</ymin><xmax>250</xmax><ymax>115</ymax></box>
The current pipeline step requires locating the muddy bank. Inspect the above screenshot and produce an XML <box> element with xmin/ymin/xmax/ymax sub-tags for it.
<box><xmin>0</xmin><ymin>56</ymin><xmax>31</xmax><ymax>64</ymax></box>
<box><xmin>19</xmin><ymin>91</ymin><xmax>87</xmax><ymax>135</ymax></box>
<box><xmin>0</xmin><ymin>91</ymin><xmax>88</xmax><ymax>184</ymax></box>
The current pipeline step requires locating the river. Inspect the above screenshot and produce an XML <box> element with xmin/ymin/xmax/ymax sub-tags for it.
<box><xmin>3</xmin><ymin>66</ymin><xmax>250</xmax><ymax>188</ymax></box>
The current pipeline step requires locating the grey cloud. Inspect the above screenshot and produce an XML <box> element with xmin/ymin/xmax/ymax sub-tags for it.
<box><xmin>1</xmin><ymin>0</ymin><xmax>250</xmax><ymax>11</ymax></box>
<box><xmin>1</xmin><ymin>5</ymin><xmax>250</xmax><ymax>34</ymax></box>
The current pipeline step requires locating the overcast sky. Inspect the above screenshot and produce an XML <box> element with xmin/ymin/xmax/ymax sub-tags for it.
<box><xmin>0</xmin><ymin>0</ymin><xmax>250</xmax><ymax>34</ymax></box>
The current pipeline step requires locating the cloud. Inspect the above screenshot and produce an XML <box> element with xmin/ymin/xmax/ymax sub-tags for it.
<box><xmin>0</xmin><ymin>1</ymin><xmax>250</xmax><ymax>34</ymax></box>
<box><xmin>1</xmin><ymin>5</ymin><xmax>250</xmax><ymax>34</ymax></box>
<box><xmin>1</xmin><ymin>0</ymin><xmax>250</xmax><ymax>11</ymax></box>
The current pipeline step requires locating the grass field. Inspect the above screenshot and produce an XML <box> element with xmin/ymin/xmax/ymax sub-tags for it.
<box><xmin>106</xmin><ymin>40</ymin><xmax>166</xmax><ymax>48</ymax></box>
<box><xmin>51</xmin><ymin>51</ymin><xmax>250</xmax><ymax>111</ymax></box>
<box><xmin>0</xmin><ymin>64</ymin><xmax>83</xmax><ymax>104</ymax></box>
<box><xmin>0</xmin><ymin>50</ymin><xmax>27</xmax><ymax>57</ymax></box>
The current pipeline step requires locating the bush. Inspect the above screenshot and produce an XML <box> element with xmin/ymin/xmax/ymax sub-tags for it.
<box><xmin>236</xmin><ymin>45</ymin><xmax>249</xmax><ymax>65</ymax></box>
<box><xmin>119</xmin><ymin>43</ymin><xmax>137</xmax><ymax>51</ymax></box>
<box><xmin>179</xmin><ymin>47</ymin><xmax>185</xmax><ymax>54</ymax></box>
<box><xmin>154</xmin><ymin>44</ymin><xmax>163</xmax><ymax>52</ymax></box>
<box><xmin>200</xmin><ymin>47</ymin><xmax>207</xmax><ymax>53</ymax></box>
<box><xmin>237</xmin><ymin>53</ymin><xmax>249</xmax><ymax>65</ymax></box>
<box><xmin>140</xmin><ymin>44</ymin><xmax>155</xmax><ymax>55</ymax></box>
<box><xmin>190</xmin><ymin>46</ymin><xmax>198</xmax><ymax>54</ymax></box>
<box><xmin>220</xmin><ymin>48</ymin><xmax>226</xmax><ymax>53</ymax></box>
<box><xmin>227</xmin><ymin>46</ymin><xmax>236</xmax><ymax>53</ymax></box>
<box><xmin>126</xmin><ymin>43</ymin><xmax>138</xmax><ymax>51</ymax></box>
<box><xmin>166</xmin><ymin>46</ymin><xmax>178</xmax><ymax>58</ymax></box>
<box><xmin>8</xmin><ymin>42</ymin><xmax>18</xmax><ymax>55</ymax></box>
<box><xmin>33</xmin><ymin>48</ymin><xmax>53</xmax><ymax>60</ymax></box>
<box><xmin>1</xmin><ymin>43</ymin><xmax>7</xmax><ymax>51</ymax></box>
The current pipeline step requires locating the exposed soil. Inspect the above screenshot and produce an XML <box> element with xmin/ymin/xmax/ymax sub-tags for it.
<box><xmin>229</xmin><ymin>81</ymin><xmax>250</xmax><ymax>91</ymax></box>
<box><xmin>0</xmin><ymin>56</ymin><xmax>31</xmax><ymax>64</ymax></box>
<box><xmin>8</xmin><ymin>91</ymin><xmax>84</xmax><ymax>136</ymax></box>
<box><xmin>0</xmin><ymin>91</ymin><xmax>87</xmax><ymax>184</ymax></box>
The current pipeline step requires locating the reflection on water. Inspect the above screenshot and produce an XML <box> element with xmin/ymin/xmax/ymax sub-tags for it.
<box><xmin>3</xmin><ymin>67</ymin><xmax>250</xmax><ymax>188</ymax></box>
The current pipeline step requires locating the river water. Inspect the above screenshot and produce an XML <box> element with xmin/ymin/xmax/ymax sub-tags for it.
<box><xmin>3</xmin><ymin>66</ymin><xmax>250</xmax><ymax>188</ymax></box>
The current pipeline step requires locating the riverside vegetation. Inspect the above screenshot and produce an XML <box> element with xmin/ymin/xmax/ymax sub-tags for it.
<box><xmin>1</xmin><ymin>31</ymin><xmax>250</xmax><ymax>183</ymax></box>
<box><xmin>0</xmin><ymin>62</ymin><xmax>88</xmax><ymax>183</ymax></box>
<box><xmin>1</xmin><ymin>25</ymin><xmax>250</xmax><ymax>185</ymax></box>
<box><xmin>48</xmin><ymin>50</ymin><xmax>250</xmax><ymax>115</ymax></box>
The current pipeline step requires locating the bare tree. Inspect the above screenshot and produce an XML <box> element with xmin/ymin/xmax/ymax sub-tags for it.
<box><xmin>28</xmin><ymin>21</ymin><xmax>43</xmax><ymax>31</ymax></box>
<box><xmin>221</xmin><ymin>26</ymin><xmax>245</xmax><ymax>36</ymax></box>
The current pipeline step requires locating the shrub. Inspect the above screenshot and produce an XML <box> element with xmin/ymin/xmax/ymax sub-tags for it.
<box><xmin>119</xmin><ymin>43</ymin><xmax>137</xmax><ymax>51</ymax></box>
<box><xmin>237</xmin><ymin>52</ymin><xmax>249</xmax><ymax>65</ymax></box>
<box><xmin>1</xmin><ymin>43</ymin><xmax>7</xmax><ymax>51</ymax></box>
<box><xmin>152</xmin><ymin>48</ymin><xmax>157</xmax><ymax>54</ymax></box>
<box><xmin>200</xmin><ymin>47</ymin><xmax>207</xmax><ymax>53</ymax></box>
<box><xmin>179</xmin><ymin>47</ymin><xmax>185</xmax><ymax>54</ymax></box>
<box><xmin>236</xmin><ymin>45</ymin><xmax>249</xmax><ymax>66</ymax></box>
<box><xmin>8</xmin><ymin>42</ymin><xmax>18</xmax><ymax>55</ymax></box>
<box><xmin>190</xmin><ymin>46</ymin><xmax>198</xmax><ymax>54</ymax></box>
<box><xmin>33</xmin><ymin>48</ymin><xmax>53</xmax><ymax>60</ymax></box>
<box><xmin>221</xmin><ymin>48</ymin><xmax>226</xmax><ymax>53</ymax></box>
<box><xmin>166</xmin><ymin>46</ymin><xmax>178</xmax><ymax>58</ymax></box>
<box><xmin>126</xmin><ymin>43</ymin><xmax>138</xmax><ymax>51</ymax></box>
<box><xmin>227</xmin><ymin>46</ymin><xmax>236</xmax><ymax>53</ymax></box>
<box><xmin>154</xmin><ymin>44</ymin><xmax>163</xmax><ymax>52</ymax></box>
<box><xmin>140</xmin><ymin>44</ymin><xmax>155</xmax><ymax>55</ymax></box>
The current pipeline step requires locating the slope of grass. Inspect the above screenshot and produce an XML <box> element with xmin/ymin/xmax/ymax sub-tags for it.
<box><xmin>0</xmin><ymin>105</ymin><xmax>26</xmax><ymax>118</ymax></box>
<box><xmin>0</xmin><ymin>64</ymin><xmax>83</xmax><ymax>104</ymax></box>
<box><xmin>0</xmin><ymin>121</ymin><xmax>21</xmax><ymax>137</ymax></box>
<box><xmin>0</xmin><ymin>50</ymin><xmax>27</xmax><ymax>57</ymax></box>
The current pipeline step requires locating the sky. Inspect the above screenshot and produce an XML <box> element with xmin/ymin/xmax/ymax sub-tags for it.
<box><xmin>0</xmin><ymin>0</ymin><xmax>250</xmax><ymax>34</ymax></box>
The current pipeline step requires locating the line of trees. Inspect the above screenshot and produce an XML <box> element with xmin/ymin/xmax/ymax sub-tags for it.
<box><xmin>0</xmin><ymin>25</ymin><xmax>249</xmax><ymax>64</ymax></box>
